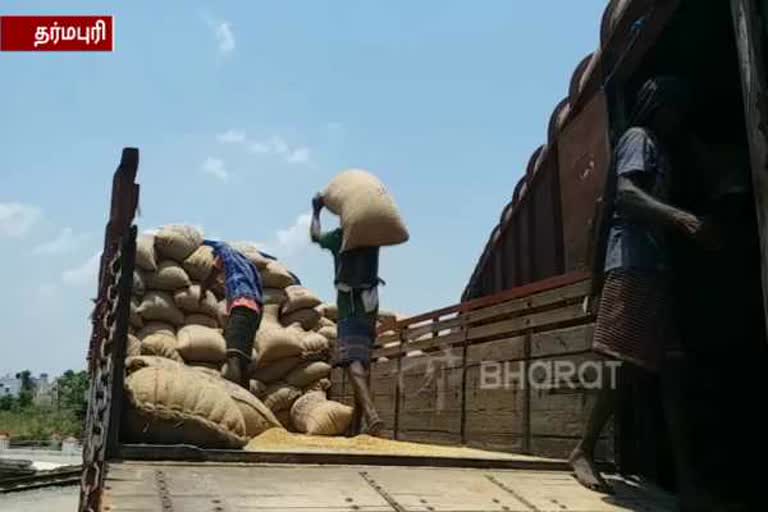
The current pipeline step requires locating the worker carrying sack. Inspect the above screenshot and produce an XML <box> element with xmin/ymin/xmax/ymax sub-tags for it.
<box><xmin>322</xmin><ymin>169</ymin><xmax>409</xmax><ymax>251</ymax></box>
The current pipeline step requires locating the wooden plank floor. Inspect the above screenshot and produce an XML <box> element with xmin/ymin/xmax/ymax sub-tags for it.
<box><xmin>103</xmin><ymin>462</ymin><xmax>675</xmax><ymax>511</ymax></box>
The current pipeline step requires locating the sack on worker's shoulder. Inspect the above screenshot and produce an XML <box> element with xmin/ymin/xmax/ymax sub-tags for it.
<box><xmin>322</xmin><ymin>169</ymin><xmax>409</xmax><ymax>251</ymax></box>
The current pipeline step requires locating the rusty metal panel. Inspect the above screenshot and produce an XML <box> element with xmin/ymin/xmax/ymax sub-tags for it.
<box><xmin>558</xmin><ymin>92</ymin><xmax>611</xmax><ymax>272</ymax></box>
<box><xmin>500</xmin><ymin>221</ymin><xmax>517</xmax><ymax>290</ymax></box>
<box><xmin>479</xmin><ymin>260</ymin><xmax>495</xmax><ymax>298</ymax></box>
<box><xmin>515</xmin><ymin>200</ymin><xmax>532</xmax><ymax>286</ymax></box>
<box><xmin>530</xmin><ymin>154</ymin><xmax>561</xmax><ymax>282</ymax></box>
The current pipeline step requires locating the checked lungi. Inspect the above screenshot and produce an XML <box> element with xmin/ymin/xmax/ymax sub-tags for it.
<box><xmin>592</xmin><ymin>269</ymin><xmax>677</xmax><ymax>372</ymax></box>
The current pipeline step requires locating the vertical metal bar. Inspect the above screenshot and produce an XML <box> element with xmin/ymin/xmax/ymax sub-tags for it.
<box><xmin>105</xmin><ymin>226</ymin><xmax>137</xmax><ymax>458</ymax></box>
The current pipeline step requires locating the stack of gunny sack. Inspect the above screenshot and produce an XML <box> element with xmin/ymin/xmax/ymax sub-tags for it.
<box><xmin>122</xmin><ymin>169</ymin><xmax>408</xmax><ymax>448</ymax></box>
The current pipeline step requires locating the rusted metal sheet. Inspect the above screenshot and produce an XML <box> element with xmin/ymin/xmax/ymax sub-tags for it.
<box><xmin>530</xmin><ymin>153</ymin><xmax>562</xmax><ymax>282</ymax></box>
<box><xmin>558</xmin><ymin>92</ymin><xmax>611</xmax><ymax>272</ymax></box>
<box><xmin>525</xmin><ymin>145</ymin><xmax>546</xmax><ymax>178</ymax></box>
<box><xmin>461</xmin><ymin>0</ymin><xmax>682</xmax><ymax>302</ymax></box>
<box><xmin>500</xmin><ymin>215</ymin><xmax>517</xmax><ymax>290</ymax></box>
<box><xmin>548</xmin><ymin>98</ymin><xmax>571</xmax><ymax>144</ymax></box>
<box><xmin>515</xmin><ymin>195</ymin><xmax>532</xmax><ymax>286</ymax></box>
<box><xmin>569</xmin><ymin>53</ymin><xmax>595</xmax><ymax>103</ymax></box>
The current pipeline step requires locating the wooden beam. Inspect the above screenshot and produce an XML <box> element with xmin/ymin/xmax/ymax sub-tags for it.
<box><xmin>405</xmin><ymin>316</ymin><xmax>463</xmax><ymax>341</ymax></box>
<box><xmin>467</xmin><ymin>303</ymin><xmax>589</xmax><ymax>342</ymax></box>
<box><xmin>390</xmin><ymin>272</ymin><xmax>589</xmax><ymax>331</ymax></box>
<box><xmin>465</xmin><ymin>280</ymin><xmax>589</xmax><ymax>324</ymax></box>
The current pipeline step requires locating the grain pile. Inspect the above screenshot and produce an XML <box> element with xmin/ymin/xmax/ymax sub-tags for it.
<box><xmin>124</xmin><ymin>224</ymin><xmax>352</xmax><ymax>448</ymax></box>
<box><xmin>246</xmin><ymin>428</ymin><xmax>524</xmax><ymax>460</ymax></box>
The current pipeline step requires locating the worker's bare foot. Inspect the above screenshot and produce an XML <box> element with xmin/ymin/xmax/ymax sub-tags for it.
<box><xmin>364</xmin><ymin>417</ymin><xmax>385</xmax><ymax>437</ymax></box>
<box><xmin>569</xmin><ymin>445</ymin><xmax>613</xmax><ymax>494</ymax></box>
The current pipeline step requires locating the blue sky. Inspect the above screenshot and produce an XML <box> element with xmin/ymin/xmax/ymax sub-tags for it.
<box><xmin>0</xmin><ymin>1</ymin><xmax>605</xmax><ymax>376</ymax></box>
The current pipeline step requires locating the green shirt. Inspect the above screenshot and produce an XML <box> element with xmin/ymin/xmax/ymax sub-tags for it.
<box><xmin>317</xmin><ymin>229</ymin><xmax>375</xmax><ymax>321</ymax></box>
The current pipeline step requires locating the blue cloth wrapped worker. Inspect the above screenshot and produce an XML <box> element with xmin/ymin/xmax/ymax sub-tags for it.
<box><xmin>200</xmin><ymin>240</ymin><xmax>264</xmax><ymax>388</ymax></box>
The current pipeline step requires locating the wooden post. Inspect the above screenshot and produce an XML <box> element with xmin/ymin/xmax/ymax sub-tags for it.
<box><xmin>460</xmin><ymin>312</ymin><xmax>469</xmax><ymax>445</ymax></box>
<box><xmin>522</xmin><ymin>330</ymin><xmax>532</xmax><ymax>454</ymax></box>
<box><xmin>393</xmin><ymin>327</ymin><xmax>406</xmax><ymax>441</ymax></box>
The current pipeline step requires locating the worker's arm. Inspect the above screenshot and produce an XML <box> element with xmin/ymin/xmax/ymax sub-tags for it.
<box><xmin>310</xmin><ymin>193</ymin><xmax>324</xmax><ymax>243</ymax></box>
<box><xmin>612</xmin><ymin>127</ymin><xmax>713</xmax><ymax>242</ymax></box>
<box><xmin>616</xmin><ymin>175</ymin><xmax>704</xmax><ymax>239</ymax></box>
<box><xmin>199</xmin><ymin>260</ymin><xmax>220</xmax><ymax>303</ymax></box>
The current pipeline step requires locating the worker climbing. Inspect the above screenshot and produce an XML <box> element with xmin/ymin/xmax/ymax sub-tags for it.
<box><xmin>200</xmin><ymin>240</ymin><xmax>264</xmax><ymax>388</ymax></box>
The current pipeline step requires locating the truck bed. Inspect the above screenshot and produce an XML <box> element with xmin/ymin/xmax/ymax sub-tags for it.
<box><xmin>103</xmin><ymin>461</ymin><xmax>674</xmax><ymax>511</ymax></box>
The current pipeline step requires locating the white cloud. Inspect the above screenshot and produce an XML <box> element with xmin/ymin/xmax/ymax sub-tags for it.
<box><xmin>214</xmin><ymin>21</ymin><xmax>235</xmax><ymax>55</ymax></box>
<box><xmin>32</xmin><ymin>227</ymin><xmax>89</xmax><ymax>255</ymax></box>
<box><xmin>248</xmin><ymin>141</ymin><xmax>270</xmax><ymax>154</ymax></box>
<box><xmin>286</xmin><ymin>147</ymin><xmax>311</xmax><ymax>164</ymax></box>
<box><xmin>216</xmin><ymin>130</ymin><xmax>246</xmax><ymax>144</ymax></box>
<box><xmin>216</xmin><ymin>130</ymin><xmax>311</xmax><ymax>165</ymax></box>
<box><xmin>246</xmin><ymin>135</ymin><xmax>311</xmax><ymax>165</ymax></box>
<box><xmin>201</xmin><ymin>157</ymin><xmax>230</xmax><ymax>182</ymax></box>
<box><xmin>62</xmin><ymin>251</ymin><xmax>102</xmax><ymax>287</ymax></box>
<box><xmin>0</xmin><ymin>202</ymin><xmax>42</xmax><ymax>238</ymax></box>
<box><xmin>275</xmin><ymin>212</ymin><xmax>312</xmax><ymax>256</ymax></box>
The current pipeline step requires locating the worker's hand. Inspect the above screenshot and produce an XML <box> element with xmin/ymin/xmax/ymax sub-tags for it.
<box><xmin>695</xmin><ymin>217</ymin><xmax>723</xmax><ymax>252</ymax></box>
<box><xmin>312</xmin><ymin>193</ymin><xmax>324</xmax><ymax>213</ymax></box>
<box><xmin>676</xmin><ymin>212</ymin><xmax>704</xmax><ymax>240</ymax></box>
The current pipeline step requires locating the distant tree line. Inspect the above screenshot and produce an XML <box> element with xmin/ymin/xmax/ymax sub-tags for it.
<box><xmin>0</xmin><ymin>370</ymin><xmax>89</xmax><ymax>439</ymax></box>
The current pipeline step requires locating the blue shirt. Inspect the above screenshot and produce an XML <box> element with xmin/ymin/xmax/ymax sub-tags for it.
<box><xmin>604</xmin><ymin>127</ymin><xmax>671</xmax><ymax>273</ymax></box>
<box><xmin>202</xmin><ymin>240</ymin><xmax>263</xmax><ymax>306</ymax></box>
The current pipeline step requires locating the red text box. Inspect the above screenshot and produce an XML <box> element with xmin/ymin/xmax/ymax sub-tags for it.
<box><xmin>0</xmin><ymin>16</ymin><xmax>113</xmax><ymax>52</ymax></box>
